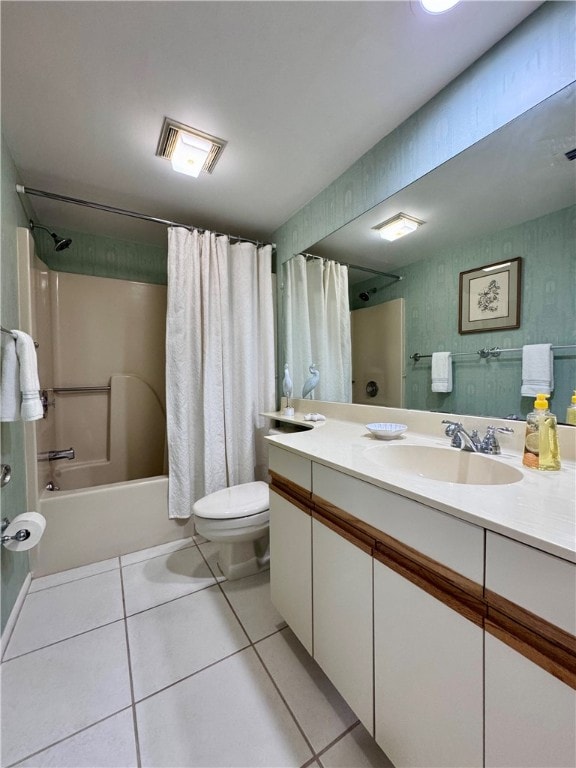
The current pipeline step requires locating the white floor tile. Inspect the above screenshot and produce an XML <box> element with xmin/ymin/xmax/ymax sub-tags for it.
<box><xmin>13</xmin><ymin>709</ymin><xmax>138</xmax><ymax>768</ymax></box>
<box><xmin>197</xmin><ymin>540</ymin><xmax>226</xmax><ymax>581</ymax></box>
<box><xmin>128</xmin><ymin>585</ymin><xmax>249</xmax><ymax>700</ymax></box>
<box><xmin>136</xmin><ymin>647</ymin><xmax>313</xmax><ymax>768</ymax></box>
<box><xmin>4</xmin><ymin>570</ymin><xmax>124</xmax><ymax>659</ymax></box>
<box><xmin>1</xmin><ymin>622</ymin><xmax>132</xmax><ymax>767</ymax></box>
<box><xmin>122</xmin><ymin>545</ymin><xmax>217</xmax><ymax>615</ymax></box>
<box><xmin>120</xmin><ymin>538</ymin><xmax>195</xmax><ymax>567</ymax></box>
<box><xmin>220</xmin><ymin>570</ymin><xmax>286</xmax><ymax>641</ymax></box>
<box><xmin>256</xmin><ymin>628</ymin><xmax>357</xmax><ymax>753</ymax></box>
<box><xmin>320</xmin><ymin>723</ymin><xmax>394</xmax><ymax>768</ymax></box>
<box><xmin>29</xmin><ymin>558</ymin><xmax>119</xmax><ymax>593</ymax></box>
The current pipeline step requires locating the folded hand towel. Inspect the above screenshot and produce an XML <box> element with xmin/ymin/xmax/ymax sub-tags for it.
<box><xmin>1</xmin><ymin>333</ymin><xmax>21</xmax><ymax>421</ymax></box>
<box><xmin>431</xmin><ymin>351</ymin><xmax>453</xmax><ymax>393</ymax></box>
<box><xmin>13</xmin><ymin>330</ymin><xmax>43</xmax><ymax>421</ymax></box>
<box><xmin>521</xmin><ymin>343</ymin><xmax>554</xmax><ymax>397</ymax></box>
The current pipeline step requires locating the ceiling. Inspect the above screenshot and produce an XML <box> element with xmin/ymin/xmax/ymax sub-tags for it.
<box><xmin>1</xmin><ymin>1</ymin><xmax>543</xmax><ymax>248</ymax></box>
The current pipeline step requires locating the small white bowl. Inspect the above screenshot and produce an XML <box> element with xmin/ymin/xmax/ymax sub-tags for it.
<box><xmin>366</xmin><ymin>422</ymin><xmax>407</xmax><ymax>440</ymax></box>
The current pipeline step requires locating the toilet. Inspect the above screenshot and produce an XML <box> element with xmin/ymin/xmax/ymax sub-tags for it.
<box><xmin>192</xmin><ymin>481</ymin><xmax>270</xmax><ymax>581</ymax></box>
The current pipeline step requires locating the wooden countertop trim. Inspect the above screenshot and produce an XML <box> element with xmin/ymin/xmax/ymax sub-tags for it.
<box><xmin>270</xmin><ymin>472</ymin><xmax>312</xmax><ymax>516</ymax></box>
<box><xmin>312</xmin><ymin>505</ymin><xmax>375</xmax><ymax>555</ymax></box>
<box><xmin>374</xmin><ymin>546</ymin><xmax>486</xmax><ymax>628</ymax></box>
<box><xmin>486</xmin><ymin>610</ymin><xmax>576</xmax><ymax>690</ymax></box>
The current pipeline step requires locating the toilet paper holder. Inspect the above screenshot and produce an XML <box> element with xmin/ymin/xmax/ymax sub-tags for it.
<box><xmin>1</xmin><ymin>517</ymin><xmax>31</xmax><ymax>545</ymax></box>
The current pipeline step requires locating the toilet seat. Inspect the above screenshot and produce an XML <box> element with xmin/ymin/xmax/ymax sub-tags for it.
<box><xmin>192</xmin><ymin>481</ymin><xmax>269</xmax><ymax>520</ymax></box>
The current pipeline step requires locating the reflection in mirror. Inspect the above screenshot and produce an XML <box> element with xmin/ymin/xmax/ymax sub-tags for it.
<box><xmin>282</xmin><ymin>84</ymin><xmax>576</xmax><ymax>419</ymax></box>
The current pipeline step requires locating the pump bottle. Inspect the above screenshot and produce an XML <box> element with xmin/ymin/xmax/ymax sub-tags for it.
<box><xmin>523</xmin><ymin>393</ymin><xmax>561</xmax><ymax>471</ymax></box>
<box><xmin>566</xmin><ymin>390</ymin><xmax>576</xmax><ymax>426</ymax></box>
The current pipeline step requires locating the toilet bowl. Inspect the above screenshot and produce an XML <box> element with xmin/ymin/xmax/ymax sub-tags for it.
<box><xmin>193</xmin><ymin>481</ymin><xmax>270</xmax><ymax>581</ymax></box>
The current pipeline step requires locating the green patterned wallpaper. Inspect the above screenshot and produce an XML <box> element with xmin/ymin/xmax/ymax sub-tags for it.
<box><xmin>273</xmin><ymin>2</ymin><xmax>575</xmax><ymax>264</ymax></box>
<box><xmin>1</xmin><ymin>135</ymin><xmax>32</xmax><ymax>634</ymax></box>
<box><xmin>36</xmin><ymin>228</ymin><xmax>167</xmax><ymax>285</ymax></box>
<box><xmin>350</xmin><ymin>206</ymin><xmax>576</xmax><ymax>420</ymax></box>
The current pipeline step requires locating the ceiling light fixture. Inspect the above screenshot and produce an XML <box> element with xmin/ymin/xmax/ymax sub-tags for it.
<box><xmin>156</xmin><ymin>117</ymin><xmax>227</xmax><ymax>178</ymax></box>
<box><xmin>420</xmin><ymin>0</ymin><xmax>461</xmax><ymax>14</ymax></box>
<box><xmin>373</xmin><ymin>213</ymin><xmax>425</xmax><ymax>242</ymax></box>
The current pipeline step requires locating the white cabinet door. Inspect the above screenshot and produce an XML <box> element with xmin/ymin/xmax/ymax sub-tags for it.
<box><xmin>374</xmin><ymin>559</ymin><xmax>483</xmax><ymax>768</ymax></box>
<box><xmin>269</xmin><ymin>488</ymin><xmax>313</xmax><ymax>654</ymax></box>
<box><xmin>313</xmin><ymin>518</ymin><xmax>374</xmax><ymax>734</ymax></box>
<box><xmin>485</xmin><ymin>633</ymin><xmax>576</xmax><ymax>768</ymax></box>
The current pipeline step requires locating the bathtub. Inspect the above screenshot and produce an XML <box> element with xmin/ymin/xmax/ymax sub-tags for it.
<box><xmin>33</xmin><ymin>475</ymin><xmax>193</xmax><ymax>577</ymax></box>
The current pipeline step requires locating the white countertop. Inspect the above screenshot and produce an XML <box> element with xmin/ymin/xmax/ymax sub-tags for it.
<box><xmin>264</xmin><ymin>407</ymin><xmax>576</xmax><ymax>563</ymax></box>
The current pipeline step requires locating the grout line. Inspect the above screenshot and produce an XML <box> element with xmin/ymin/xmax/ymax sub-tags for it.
<box><xmin>119</xmin><ymin>563</ymin><xmax>142</xmax><ymax>768</ymax></box>
<box><xmin>1</xmin><ymin>616</ymin><xmax>126</xmax><ymax>663</ymax></box>
<box><xmin>28</xmin><ymin>560</ymin><xmax>120</xmax><ymax>594</ymax></box>
<box><xmin>119</xmin><ymin>540</ymin><xmax>198</xmax><ymax>570</ymax></box>
<box><xmin>2</xmin><ymin>706</ymin><xmax>134</xmax><ymax>768</ymax></box>
<box><xmin>133</xmin><ymin>645</ymin><xmax>250</xmax><ymax>705</ymax></box>
<box><xmin>124</xmin><ymin>580</ymin><xmax>221</xmax><ymax>619</ymax></box>
<box><xmin>313</xmin><ymin>720</ymin><xmax>361</xmax><ymax>763</ymax></box>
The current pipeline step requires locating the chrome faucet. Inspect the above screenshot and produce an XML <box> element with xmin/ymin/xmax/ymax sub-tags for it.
<box><xmin>442</xmin><ymin>421</ymin><xmax>513</xmax><ymax>454</ymax></box>
<box><xmin>442</xmin><ymin>421</ymin><xmax>480</xmax><ymax>452</ymax></box>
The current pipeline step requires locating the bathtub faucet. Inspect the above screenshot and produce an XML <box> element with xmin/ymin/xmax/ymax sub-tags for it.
<box><xmin>38</xmin><ymin>448</ymin><xmax>75</xmax><ymax>462</ymax></box>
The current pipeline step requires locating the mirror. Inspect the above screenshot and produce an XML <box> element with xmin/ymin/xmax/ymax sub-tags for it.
<box><xmin>282</xmin><ymin>83</ymin><xmax>576</xmax><ymax>419</ymax></box>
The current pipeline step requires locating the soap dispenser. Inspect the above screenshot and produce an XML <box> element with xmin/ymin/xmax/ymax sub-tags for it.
<box><xmin>523</xmin><ymin>393</ymin><xmax>561</xmax><ymax>471</ymax></box>
<box><xmin>566</xmin><ymin>390</ymin><xmax>576</xmax><ymax>426</ymax></box>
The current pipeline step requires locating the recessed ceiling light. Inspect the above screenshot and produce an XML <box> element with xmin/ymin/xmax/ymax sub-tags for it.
<box><xmin>421</xmin><ymin>0</ymin><xmax>461</xmax><ymax>14</ymax></box>
<box><xmin>156</xmin><ymin>117</ymin><xmax>227</xmax><ymax>178</ymax></box>
<box><xmin>372</xmin><ymin>213</ymin><xmax>425</xmax><ymax>242</ymax></box>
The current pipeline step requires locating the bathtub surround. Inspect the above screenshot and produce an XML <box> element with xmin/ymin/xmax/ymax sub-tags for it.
<box><xmin>166</xmin><ymin>229</ymin><xmax>275</xmax><ymax>519</ymax></box>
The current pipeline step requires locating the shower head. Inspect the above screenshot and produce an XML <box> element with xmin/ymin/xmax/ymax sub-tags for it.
<box><xmin>29</xmin><ymin>220</ymin><xmax>72</xmax><ymax>252</ymax></box>
<box><xmin>358</xmin><ymin>287</ymin><xmax>377</xmax><ymax>302</ymax></box>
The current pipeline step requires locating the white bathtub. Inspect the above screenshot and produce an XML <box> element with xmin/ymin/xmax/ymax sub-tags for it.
<box><xmin>34</xmin><ymin>475</ymin><xmax>193</xmax><ymax>577</ymax></box>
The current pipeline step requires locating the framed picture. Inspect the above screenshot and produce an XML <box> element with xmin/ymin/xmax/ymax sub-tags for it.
<box><xmin>458</xmin><ymin>257</ymin><xmax>522</xmax><ymax>334</ymax></box>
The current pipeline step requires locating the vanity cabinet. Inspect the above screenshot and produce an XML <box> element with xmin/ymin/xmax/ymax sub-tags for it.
<box><xmin>374</xmin><ymin>559</ymin><xmax>483</xmax><ymax>767</ymax></box>
<box><xmin>484</xmin><ymin>533</ymin><xmax>576</xmax><ymax>768</ymax></box>
<box><xmin>268</xmin><ymin>442</ymin><xmax>575</xmax><ymax>768</ymax></box>
<box><xmin>268</xmin><ymin>445</ymin><xmax>313</xmax><ymax>654</ymax></box>
<box><xmin>312</xmin><ymin>516</ymin><xmax>374</xmax><ymax>733</ymax></box>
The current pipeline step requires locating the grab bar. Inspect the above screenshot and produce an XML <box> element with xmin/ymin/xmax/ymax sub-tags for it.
<box><xmin>52</xmin><ymin>386</ymin><xmax>111</xmax><ymax>393</ymax></box>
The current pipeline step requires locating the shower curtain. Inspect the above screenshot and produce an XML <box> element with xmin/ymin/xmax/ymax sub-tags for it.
<box><xmin>166</xmin><ymin>228</ymin><xmax>275</xmax><ymax>519</ymax></box>
<box><xmin>284</xmin><ymin>254</ymin><xmax>351</xmax><ymax>403</ymax></box>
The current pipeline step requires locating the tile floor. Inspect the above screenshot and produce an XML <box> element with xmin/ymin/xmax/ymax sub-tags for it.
<box><xmin>1</xmin><ymin>537</ymin><xmax>393</xmax><ymax>768</ymax></box>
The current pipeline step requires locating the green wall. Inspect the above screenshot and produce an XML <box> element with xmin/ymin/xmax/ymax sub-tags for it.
<box><xmin>1</xmin><ymin>135</ymin><xmax>32</xmax><ymax>634</ymax></box>
<box><xmin>351</xmin><ymin>206</ymin><xmax>576</xmax><ymax>419</ymax></box>
<box><xmin>273</xmin><ymin>3</ymin><xmax>575</xmax><ymax>265</ymax></box>
<box><xmin>36</xmin><ymin>228</ymin><xmax>167</xmax><ymax>285</ymax></box>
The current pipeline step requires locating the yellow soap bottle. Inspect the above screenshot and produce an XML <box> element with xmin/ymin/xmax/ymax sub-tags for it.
<box><xmin>566</xmin><ymin>390</ymin><xmax>576</xmax><ymax>426</ymax></box>
<box><xmin>523</xmin><ymin>394</ymin><xmax>561</xmax><ymax>471</ymax></box>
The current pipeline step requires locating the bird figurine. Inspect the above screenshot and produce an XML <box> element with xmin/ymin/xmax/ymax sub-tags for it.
<box><xmin>302</xmin><ymin>364</ymin><xmax>320</xmax><ymax>399</ymax></box>
<box><xmin>282</xmin><ymin>364</ymin><xmax>293</xmax><ymax>399</ymax></box>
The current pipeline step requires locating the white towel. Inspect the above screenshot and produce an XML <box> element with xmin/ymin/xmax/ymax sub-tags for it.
<box><xmin>521</xmin><ymin>343</ymin><xmax>554</xmax><ymax>397</ymax></box>
<box><xmin>1</xmin><ymin>333</ymin><xmax>21</xmax><ymax>421</ymax></box>
<box><xmin>12</xmin><ymin>331</ymin><xmax>43</xmax><ymax>421</ymax></box>
<box><xmin>431</xmin><ymin>351</ymin><xmax>453</xmax><ymax>393</ymax></box>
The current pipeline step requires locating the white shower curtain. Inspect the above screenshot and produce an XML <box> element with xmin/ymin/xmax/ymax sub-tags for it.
<box><xmin>166</xmin><ymin>227</ymin><xmax>275</xmax><ymax>519</ymax></box>
<box><xmin>284</xmin><ymin>254</ymin><xmax>351</xmax><ymax>403</ymax></box>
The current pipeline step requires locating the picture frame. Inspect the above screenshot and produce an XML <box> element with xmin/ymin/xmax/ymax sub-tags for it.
<box><xmin>458</xmin><ymin>257</ymin><xmax>522</xmax><ymax>334</ymax></box>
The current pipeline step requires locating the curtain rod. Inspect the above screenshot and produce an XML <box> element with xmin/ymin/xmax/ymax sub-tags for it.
<box><xmin>16</xmin><ymin>185</ymin><xmax>276</xmax><ymax>249</ymax></box>
<box><xmin>300</xmin><ymin>252</ymin><xmax>402</xmax><ymax>281</ymax></box>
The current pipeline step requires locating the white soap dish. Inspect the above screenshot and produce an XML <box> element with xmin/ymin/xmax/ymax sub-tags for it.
<box><xmin>366</xmin><ymin>422</ymin><xmax>407</xmax><ymax>440</ymax></box>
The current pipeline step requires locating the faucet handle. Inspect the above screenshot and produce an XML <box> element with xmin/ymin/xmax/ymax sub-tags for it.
<box><xmin>480</xmin><ymin>425</ymin><xmax>514</xmax><ymax>455</ymax></box>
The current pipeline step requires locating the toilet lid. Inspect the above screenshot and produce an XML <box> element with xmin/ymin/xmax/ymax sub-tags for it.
<box><xmin>193</xmin><ymin>481</ymin><xmax>269</xmax><ymax>520</ymax></box>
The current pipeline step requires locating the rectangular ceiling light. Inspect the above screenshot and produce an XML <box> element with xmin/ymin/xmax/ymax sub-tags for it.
<box><xmin>156</xmin><ymin>117</ymin><xmax>227</xmax><ymax>177</ymax></box>
<box><xmin>373</xmin><ymin>213</ymin><xmax>424</xmax><ymax>242</ymax></box>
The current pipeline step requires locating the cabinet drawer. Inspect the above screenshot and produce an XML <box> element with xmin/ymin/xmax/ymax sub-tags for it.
<box><xmin>486</xmin><ymin>532</ymin><xmax>576</xmax><ymax>635</ymax></box>
<box><xmin>268</xmin><ymin>444</ymin><xmax>312</xmax><ymax>490</ymax></box>
<box><xmin>313</xmin><ymin>463</ymin><xmax>483</xmax><ymax>584</ymax></box>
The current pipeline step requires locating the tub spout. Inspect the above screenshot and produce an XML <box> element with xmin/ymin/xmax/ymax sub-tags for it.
<box><xmin>38</xmin><ymin>448</ymin><xmax>75</xmax><ymax>462</ymax></box>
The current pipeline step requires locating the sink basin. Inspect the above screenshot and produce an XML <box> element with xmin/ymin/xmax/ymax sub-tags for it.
<box><xmin>365</xmin><ymin>444</ymin><xmax>523</xmax><ymax>485</ymax></box>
